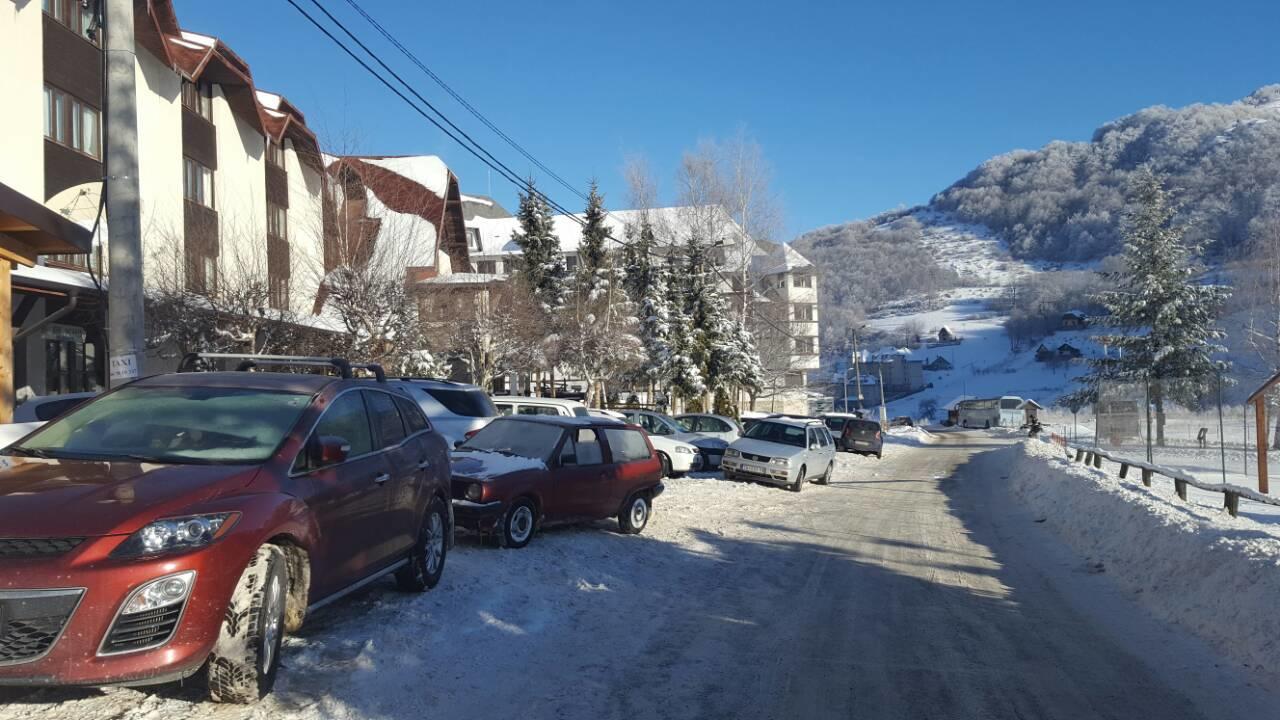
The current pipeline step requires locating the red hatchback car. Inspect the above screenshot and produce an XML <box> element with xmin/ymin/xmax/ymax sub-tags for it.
<box><xmin>451</xmin><ymin>416</ymin><xmax>664</xmax><ymax>548</ymax></box>
<box><xmin>0</xmin><ymin>357</ymin><xmax>452</xmax><ymax>702</ymax></box>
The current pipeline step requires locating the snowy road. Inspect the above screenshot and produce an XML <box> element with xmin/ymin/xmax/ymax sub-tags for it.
<box><xmin>3</xmin><ymin>431</ymin><xmax>1276</xmax><ymax>719</ymax></box>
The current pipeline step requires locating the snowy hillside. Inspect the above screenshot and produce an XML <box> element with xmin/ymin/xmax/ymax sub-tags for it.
<box><xmin>846</xmin><ymin>212</ymin><xmax>1099</xmax><ymax>418</ymax></box>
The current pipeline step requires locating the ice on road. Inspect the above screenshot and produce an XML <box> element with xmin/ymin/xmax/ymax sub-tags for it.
<box><xmin>2</xmin><ymin>431</ymin><xmax>1275</xmax><ymax>719</ymax></box>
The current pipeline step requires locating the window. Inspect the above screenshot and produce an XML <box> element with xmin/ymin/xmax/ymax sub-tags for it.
<box><xmin>394</xmin><ymin>396</ymin><xmax>430</xmax><ymax>434</ymax></box>
<box><xmin>267</xmin><ymin>203</ymin><xmax>287</xmax><ymax>240</ymax></box>
<box><xmin>466</xmin><ymin>227</ymin><xmax>482</xmax><ymax>251</ymax></box>
<box><xmin>564</xmin><ymin>254</ymin><xmax>578</xmax><ymax>272</ymax></box>
<box><xmin>602</xmin><ymin>428</ymin><xmax>652</xmax><ymax>463</ymax></box>
<box><xmin>43</xmin><ymin>86</ymin><xmax>100</xmax><ymax>159</ymax></box>
<box><xmin>421</xmin><ymin>388</ymin><xmax>497</xmax><ymax>418</ymax></box>
<box><xmin>477</xmin><ymin>260</ymin><xmax>497</xmax><ymax>274</ymax></box>
<box><xmin>495</xmin><ymin>402</ymin><xmax>513</xmax><ymax>416</ymax></box>
<box><xmin>44</xmin><ymin>0</ymin><xmax>96</xmax><ymax>42</ymax></box>
<box><xmin>793</xmin><ymin>336</ymin><xmax>817</xmax><ymax>355</ymax></box>
<box><xmin>559</xmin><ymin>428</ymin><xmax>604</xmax><ymax>466</ymax></box>
<box><xmin>794</xmin><ymin>304</ymin><xmax>816</xmax><ymax>322</ymax></box>
<box><xmin>742</xmin><ymin>421</ymin><xmax>807</xmax><ymax>448</ymax></box>
<box><xmin>517</xmin><ymin>404</ymin><xmax>562</xmax><ymax>416</ymax></box>
<box><xmin>19</xmin><ymin>386</ymin><xmax>312</xmax><ymax>464</ymax></box>
<box><xmin>365</xmin><ymin>391</ymin><xmax>407</xmax><ymax>448</ymax></box>
<box><xmin>792</xmin><ymin>274</ymin><xmax>814</xmax><ymax>289</ymax></box>
<box><xmin>184</xmin><ymin>156</ymin><xmax>214</xmax><ymax>207</ymax></box>
<box><xmin>267</xmin><ymin>139</ymin><xmax>286</xmax><ymax>168</ymax></box>
<box><xmin>461</xmin><ymin>418</ymin><xmax>563</xmax><ymax>462</ymax></box>
<box><xmin>308</xmin><ymin>392</ymin><xmax>374</xmax><ymax>464</ymax></box>
<box><xmin>181</xmin><ymin>79</ymin><xmax>213</xmax><ymax>121</ymax></box>
<box><xmin>268</xmin><ymin>273</ymin><xmax>289</xmax><ymax>311</ymax></box>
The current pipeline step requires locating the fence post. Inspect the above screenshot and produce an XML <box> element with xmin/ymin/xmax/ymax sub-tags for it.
<box><xmin>1174</xmin><ymin>478</ymin><xmax>1188</xmax><ymax>501</ymax></box>
<box><xmin>1093</xmin><ymin>453</ymin><xmax>1102</xmax><ymax>469</ymax></box>
<box><xmin>1218</xmin><ymin>371</ymin><xmax>1228</xmax><ymax>486</ymax></box>
<box><xmin>1075</xmin><ymin>448</ymin><xmax>1084</xmax><ymax>463</ymax></box>
<box><xmin>1224</xmin><ymin>491</ymin><xmax>1240</xmax><ymax>518</ymax></box>
<box><xmin>1119</xmin><ymin>463</ymin><xmax>1129</xmax><ymax>479</ymax></box>
<box><xmin>1141</xmin><ymin>468</ymin><xmax>1152</xmax><ymax>487</ymax></box>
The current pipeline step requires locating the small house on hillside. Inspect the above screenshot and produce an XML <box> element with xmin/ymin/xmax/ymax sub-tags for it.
<box><xmin>1057</xmin><ymin>343</ymin><xmax>1083</xmax><ymax>359</ymax></box>
<box><xmin>1061</xmin><ymin>311</ymin><xmax>1088</xmax><ymax>330</ymax></box>
<box><xmin>937</xmin><ymin>326</ymin><xmax>956</xmax><ymax>343</ymax></box>
<box><xmin>1035</xmin><ymin>344</ymin><xmax>1053</xmax><ymax>362</ymax></box>
<box><xmin>1020</xmin><ymin>399</ymin><xmax>1044</xmax><ymax>425</ymax></box>
<box><xmin>923</xmin><ymin>356</ymin><xmax>953</xmax><ymax>372</ymax></box>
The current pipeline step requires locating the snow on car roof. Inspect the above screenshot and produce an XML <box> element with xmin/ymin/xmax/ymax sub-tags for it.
<box><xmin>495</xmin><ymin>415</ymin><xmax>623</xmax><ymax>428</ymax></box>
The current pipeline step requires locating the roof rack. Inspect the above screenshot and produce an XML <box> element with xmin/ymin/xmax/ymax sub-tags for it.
<box><xmin>177</xmin><ymin>353</ymin><xmax>385</xmax><ymax>382</ymax></box>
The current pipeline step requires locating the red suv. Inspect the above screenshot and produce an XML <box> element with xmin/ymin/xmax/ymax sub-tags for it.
<box><xmin>451</xmin><ymin>416</ymin><xmax>664</xmax><ymax>547</ymax></box>
<box><xmin>0</xmin><ymin>356</ymin><xmax>452</xmax><ymax>702</ymax></box>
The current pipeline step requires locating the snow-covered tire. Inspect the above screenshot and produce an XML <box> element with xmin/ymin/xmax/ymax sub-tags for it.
<box><xmin>206</xmin><ymin>545</ymin><xmax>288</xmax><ymax>703</ymax></box>
<box><xmin>499</xmin><ymin>498</ymin><xmax>537</xmax><ymax>549</ymax></box>
<box><xmin>657</xmin><ymin>452</ymin><xmax>672</xmax><ymax>479</ymax></box>
<box><xmin>816</xmin><ymin>463</ymin><xmax>832</xmax><ymax>485</ymax></box>
<box><xmin>791</xmin><ymin>466</ymin><xmax>806</xmax><ymax>493</ymax></box>
<box><xmin>618</xmin><ymin>493</ymin><xmax>651</xmax><ymax>535</ymax></box>
<box><xmin>396</xmin><ymin>497</ymin><xmax>448</xmax><ymax>592</ymax></box>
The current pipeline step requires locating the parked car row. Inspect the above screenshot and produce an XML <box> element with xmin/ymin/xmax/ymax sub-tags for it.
<box><xmin>0</xmin><ymin>357</ymin><xmax>881</xmax><ymax>703</ymax></box>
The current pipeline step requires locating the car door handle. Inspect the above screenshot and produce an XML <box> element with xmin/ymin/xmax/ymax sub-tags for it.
<box><xmin>374</xmin><ymin>473</ymin><xmax>391</xmax><ymax>485</ymax></box>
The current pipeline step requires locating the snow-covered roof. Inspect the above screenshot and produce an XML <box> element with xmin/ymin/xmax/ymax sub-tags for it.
<box><xmin>178</xmin><ymin>30</ymin><xmax>215</xmax><ymax>47</ymax></box>
<box><xmin>359</xmin><ymin>156</ymin><xmax>450</xmax><ymax>199</ymax></box>
<box><xmin>461</xmin><ymin>194</ymin><xmax>492</xmax><ymax>206</ymax></box>
<box><xmin>255</xmin><ymin>90</ymin><xmax>282</xmax><ymax>110</ymax></box>
<box><xmin>467</xmin><ymin>206</ymin><xmax>747</xmax><ymax>258</ymax></box>
<box><xmin>751</xmin><ymin>243</ymin><xmax>812</xmax><ymax>276</ymax></box>
<box><xmin>13</xmin><ymin>264</ymin><xmax>100</xmax><ymax>292</ymax></box>
<box><xmin>1063</xmin><ymin>309</ymin><xmax>1087</xmax><ymax>318</ymax></box>
<box><xmin>418</xmin><ymin>272</ymin><xmax>507</xmax><ymax>285</ymax></box>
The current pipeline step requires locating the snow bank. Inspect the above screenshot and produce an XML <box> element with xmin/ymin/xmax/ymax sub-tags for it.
<box><xmin>1007</xmin><ymin>439</ymin><xmax>1280</xmax><ymax>675</ymax></box>
<box><xmin>884</xmin><ymin>426</ymin><xmax>938</xmax><ymax>447</ymax></box>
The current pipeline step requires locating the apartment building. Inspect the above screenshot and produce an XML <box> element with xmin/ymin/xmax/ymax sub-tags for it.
<box><xmin>458</xmin><ymin>203</ymin><xmax>822</xmax><ymax>398</ymax></box>
<box><xmin>0</xmin><ymin>0</ymin><xmax>338</xmax><ymax>400</ymax></box>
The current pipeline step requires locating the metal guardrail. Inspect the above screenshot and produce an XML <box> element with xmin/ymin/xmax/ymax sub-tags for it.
<box><xmin>1045</xmin><ymin>433</ymin><xmax>1280</xmax><ymax>517</ymax></box>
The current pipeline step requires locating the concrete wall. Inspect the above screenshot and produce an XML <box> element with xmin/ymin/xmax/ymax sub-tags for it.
<box><xmin>212</xmin><ymin>87</ymin><xmax>267</xmax><ymax>287</ymax></box>
<box><xmin>135</xmin><ymin>46</ymin><xmax>185</xmax><ymax>269</ymax></box>
<box><xmin>0</xmin><ymin>0</ymin><xmax>44</xmax><ymax>199</ymax></box>
<box><xmin>287</xmin><ymin>145</ymin><xmax>326</xmax><ymax>315</ymax></box>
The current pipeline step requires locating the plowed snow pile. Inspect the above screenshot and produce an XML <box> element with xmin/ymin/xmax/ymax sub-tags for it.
<box><xmin>1007</xmin><ymin>439</ymin><xmax>1280</xmax><ymax>675</ymax></box>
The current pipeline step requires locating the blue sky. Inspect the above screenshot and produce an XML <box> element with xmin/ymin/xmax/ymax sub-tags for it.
<box><xmin>175</xmin><ymin>0</ymin><xmax>1280</xmax><ymax>239</ymax></box>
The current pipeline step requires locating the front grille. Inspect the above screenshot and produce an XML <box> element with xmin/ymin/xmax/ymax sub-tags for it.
<box><xmin>0</xmin><ymin>537</ymin><xmax>85</xmax><ymax>558</ymax></box>
<box><xmin>0</xmin><ymin>589</ymin><xmax>82</xmax><ymax>666</ymax></box>
<box><xmin>742</xmin><ymin>452</ymin><xmax>771</xmax><ymax>463</ymax></box>
<box><xmin>101</xmin><ymin>602</ymin><xmax>185</xmax><ymax>654</ymax></box>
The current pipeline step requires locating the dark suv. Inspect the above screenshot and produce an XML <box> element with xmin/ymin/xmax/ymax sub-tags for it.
<box><xmin>0</xmin><ymin>355</ymin><xmax>452</xmax><ymax>702</ymax></box>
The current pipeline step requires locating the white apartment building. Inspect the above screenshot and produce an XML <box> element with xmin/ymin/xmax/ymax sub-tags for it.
<box><xmin>458</xmin><ymin>200</ymin><xmax>821</xmax><ymax>396</ymax></box>
<box><xmin>0</xmin><ymin>0</ymin><xmax>342</xmax><ymax>398</ymax></box>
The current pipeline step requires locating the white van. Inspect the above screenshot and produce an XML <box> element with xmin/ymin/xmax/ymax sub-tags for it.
<box><xmin>491</xmin><ymin>396</ymin><xmax>591</xmax><ymax>418</ymax></box>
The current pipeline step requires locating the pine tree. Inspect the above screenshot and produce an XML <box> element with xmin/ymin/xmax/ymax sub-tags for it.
<box><xmin>1062</xmin><ymin>169</ymin><xmax>1231</xmax><ymax>445</ymax></box>
<box><xmin>578</xmin><ymin>181</ymin><xmax>610</xmax><ymax>298</ymax></box>
<box><xmin>659</xmin><ymin>263</ymin><xmax>706</xmax><ymax>404</ymax></box>
<box><xmin>511</xmin><ymin>179</ymin><xmax>567</xmax><ymax>311</ymax></box>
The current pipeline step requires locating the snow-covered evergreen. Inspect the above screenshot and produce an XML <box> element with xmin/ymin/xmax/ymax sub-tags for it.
<box><xmin>1064</xmin><ymin>169</ymin><xmax>1232</xmax><ymax>443</ymax></box>
<box><xmin>510</xmin><ymin>179</ymin><xmax>567</xmax><ymax>311</ymax></box>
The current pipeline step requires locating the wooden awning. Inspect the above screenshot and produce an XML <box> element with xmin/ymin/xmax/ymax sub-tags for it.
<box><xmin>0</xmin><ymin>182</ymin><xmax>93</xmax><ymax>266</ymax></box>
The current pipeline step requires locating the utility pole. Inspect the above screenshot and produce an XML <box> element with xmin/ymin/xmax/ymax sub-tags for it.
<box><xmin>852</xmin><ymin>324</ymin><xmax>865</xmax><ymax>411</ymax></box>
<box><xmin>105</xmin><ymin>0</ymin><xmax>147</xmax><ymax>386</ymax></box>
<box><xmin>877</xmin><ymin>361</ymin><xmax>888</xmax><ymax>428</ymax></box>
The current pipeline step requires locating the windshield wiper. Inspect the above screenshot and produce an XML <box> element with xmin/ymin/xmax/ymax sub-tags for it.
<box><xmin>7</xmin><ymin>446</ymin><xmax>55</xmax><ymax>459</ymax></box>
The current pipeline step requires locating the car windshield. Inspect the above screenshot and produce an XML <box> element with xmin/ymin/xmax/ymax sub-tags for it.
<box><xmin>741</xmin><ymin>421</ymin><xmax>807</xmax><ymax>448</ymax></box>
<box><xmin>460</xmin><ymin>418</ymin><xmax>564</xmax><ymax>461</ymax></box>
<box><xmin>675</xmin><ymin>416</ymin><xmax>696</xmax><ymax>432</ymax></box>
<box><xmin>422</xmin><ymin>387</ymin><xmax>496</xmax><ymax>417</ymax></box>
<box><xmin>9</xmin><ymin>386</ymin><xmax>312</xmax><ymax>464</ymax></box>
<box><xmin>823</xmin><ymin>417</ymin><xmax>846</xmax><ymax>431</ymax></box>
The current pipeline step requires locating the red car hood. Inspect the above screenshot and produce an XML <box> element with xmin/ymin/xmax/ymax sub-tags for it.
<box><xmin>0</xmin><ymin>456</ymin><xmax>259</xmax><ymax>538</ymax></box>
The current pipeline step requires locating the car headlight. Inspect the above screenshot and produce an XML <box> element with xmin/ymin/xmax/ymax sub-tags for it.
<box><xmin>674</xmin><ymin>446</ymin><xmax>694</xmax><ymax>454</ymax></box>
<box><xmin>724</xmin><ymin>448</ymin><xmax>741</xmax><ymax>458</ymax></box>
<box><xmin>121</xmin><ymin>571</ymin><xmax>196</xmax><ymax>615</ymax></box>
<box><xmin>770</xmin><ymin>457</ymin><xmax>791</xmax><ymax>466</ymax></box>
<box><xmin>465</xmin><ymin>483</ymin><xmax>484</xmax><ymax>502</ymax></box>
<box><xmin>112</xmin><ymin>513</ymin><xmax>238</xmax><ymax>558</ymax></box>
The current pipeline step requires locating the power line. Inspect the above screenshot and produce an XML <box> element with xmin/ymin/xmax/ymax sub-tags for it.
<box><xmin>284</xmin><ymin>0</ymin><xmax>587</xmax><ymax>224</ymax></box>
<box><xmin>338</xmin><ymin>0</ymin><xmax>588</xmax><ymax>205</ymax></box>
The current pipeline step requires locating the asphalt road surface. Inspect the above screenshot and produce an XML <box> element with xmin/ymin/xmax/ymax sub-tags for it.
<box><xmin>3</xmin><ymin>431</ymin><xmax>1276</xmax><ymax>720</ymax></box>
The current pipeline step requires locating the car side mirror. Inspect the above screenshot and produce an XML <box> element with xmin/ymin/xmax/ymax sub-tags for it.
<box><xmin>316</xmin><ymin>435</ymin><xmax>351</xmax><ymax>465</ymax></box>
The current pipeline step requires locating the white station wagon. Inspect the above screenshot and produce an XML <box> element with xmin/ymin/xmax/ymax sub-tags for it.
<box><xmin>721</xmin><ymin>417</ymin><xmax>836</xmax><ymax>492</ymax></box>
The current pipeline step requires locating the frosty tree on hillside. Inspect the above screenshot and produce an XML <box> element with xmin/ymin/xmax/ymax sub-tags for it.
<box><xmin>1063</xmin><ymin>169</ymin><xmax>1231</xmax><ymax>445</ymax></box>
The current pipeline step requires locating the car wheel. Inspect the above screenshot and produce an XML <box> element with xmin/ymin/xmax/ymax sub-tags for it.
<box><xmin>206</xmin><ymin>545</ymin><xmax>288</xmax><ymax>703</ymax></box>
<box><xmin>876</xmin><ymin>450</ymin><xmax>883</xmax><ymax>460</ymax></box>
<box><xmin>396</xmin><ymin>497</ymin><xmax>448</xmax><ymax>592</ymax></box>
<box><xmin>618</xmin><ymin>493</ymin><xmax>651</xmax><ymax>535</ymax></box>
<box><xmin>816</xmin><ymin>462</ymin><xmax>832</xmax><ymax>485</ymax></box>
<box><xmin>657</xmin><ymin>452</ymin><xmax>672</xmax><ymax>479</ymax></box>
<box><xmin>791</xmin><ymin>466</ymin><xmax>806</xmax><ymax>493</ymax></box>
<box><xmin>499</xmin><ymin>498</ymin><xmax>537</xmax><ymax>549</ymax></box>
